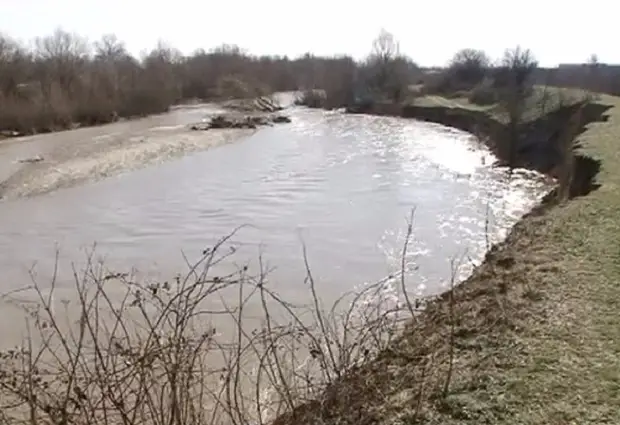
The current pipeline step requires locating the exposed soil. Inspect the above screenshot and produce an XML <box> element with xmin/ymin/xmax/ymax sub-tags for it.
<box><xmin>347</xmin><ymin>100</ymin><xmax>611</xmax><ymax>195</ymax></box>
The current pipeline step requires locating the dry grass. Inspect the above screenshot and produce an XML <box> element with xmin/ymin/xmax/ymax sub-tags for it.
<box><xmin>410</xmin><ymin>94</ymin><xmax>491</xmax><ymax>111</ymax></box>
<box><xmin>411</xmin><ymin>85</ymin><xmax>591</xmax><ymax>121</ymax></box>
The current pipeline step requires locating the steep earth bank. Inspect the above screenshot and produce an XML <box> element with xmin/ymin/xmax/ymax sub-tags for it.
<box><xmin>346</xmin><ymin>100</ymin><xmax>611</xmax><ymax>198</ymax></box>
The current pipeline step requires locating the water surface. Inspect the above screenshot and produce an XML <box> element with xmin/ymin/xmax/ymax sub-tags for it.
<box><xmin>0</xmin><ymin>105</ymin><xmax>551</xmax><ymax>303</ymax></box>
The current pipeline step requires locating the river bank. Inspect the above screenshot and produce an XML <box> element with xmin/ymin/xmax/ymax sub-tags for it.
<box><xmin>346</xmin><ymin>97</ymin><xmax>609</xmax><ymax>194</ymax></box>
<box><xmin>0</xmin><ymin>97</ymin><xmax>286</xmax><ymax>200</ymax></box>
<box><xmin>274</xmin><ymin>95</ymin><xmax>620</xmax><ymax>424</ymax></box>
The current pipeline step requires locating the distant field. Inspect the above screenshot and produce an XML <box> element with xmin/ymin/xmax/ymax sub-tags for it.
<box><xmin>411</xmin><ymin>85</ymin><xmax>594</xmax><ymax>122</ymax></box>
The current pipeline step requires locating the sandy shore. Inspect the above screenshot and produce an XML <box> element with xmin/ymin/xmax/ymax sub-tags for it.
<box><xmin>0</xmin><ymin>104</ymin><xmax>256</xmax><ymax>200</ymax></box>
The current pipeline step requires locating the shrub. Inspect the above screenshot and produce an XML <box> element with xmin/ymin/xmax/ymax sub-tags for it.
<box><xmin>295</xmin><ymin>89</ymin><xmax>327</xmax><ymax>108</ymax></box>
<box><xmin>447</xmin><ymin>49</ymin><xmax>491</xmax><ymax>88</ymax></box>
<box><xmin>214</xmin><ymin>74</ymin><xmax>268</xmax><ymax>100</ymax></box>
<box><xmin>468</xmin><ymin>79</ymin><xmax>499</xmax><ymax>105</ymax></box>
<box><xmin>0</xmin><ymin>223</ymin><xmax>421</xmax><ymax>425</ymax></box>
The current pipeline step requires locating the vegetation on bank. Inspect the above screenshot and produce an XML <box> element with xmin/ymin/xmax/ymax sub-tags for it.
<box><xmin>0</xmin><ymin>30</ymin><xmax>362</xmax><ymax>135</ymax></box>
<box><xmin>3</xmin><ymin>27</ymin><xmax>613</xmax><ymax>137</ymax></box>
<box><xmin>1</xmin><ymin>99</ymin><xmax>617</xmax><ymax>425</ymax></box>
<box><xmin>290</xmin><ymin>33</ymin><xmax>620</xmax><ymax>421</ymax></box>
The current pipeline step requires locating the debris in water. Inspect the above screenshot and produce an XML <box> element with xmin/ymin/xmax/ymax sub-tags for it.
<box><xmin>17</xmin><ymin>155</ymin><xmax>44</xmax><ymax>163</ymax></box>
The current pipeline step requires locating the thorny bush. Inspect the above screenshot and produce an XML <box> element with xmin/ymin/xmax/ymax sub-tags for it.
<box><xmin>0</xmin><ymin>222</ymin><xmax>427</xmax><ymax>425</ymax></box>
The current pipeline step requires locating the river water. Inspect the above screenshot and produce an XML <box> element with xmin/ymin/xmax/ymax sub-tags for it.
<box><xmin>0</xmin><ymin>102</ymin><xmax>551</xmax><ymax>307</ymax></box>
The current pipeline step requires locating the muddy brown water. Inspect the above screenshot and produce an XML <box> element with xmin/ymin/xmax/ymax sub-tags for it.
<box><xmin>0</xmin><ymin>98</ymin><xmax>552</xmax><ymax>343</ymax></box>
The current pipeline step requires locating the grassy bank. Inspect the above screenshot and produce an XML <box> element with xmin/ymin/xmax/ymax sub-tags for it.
<box><xmin>275</xmin><ymin>95</ymin><xmax>620</xmax><ymax>424</ymax></box>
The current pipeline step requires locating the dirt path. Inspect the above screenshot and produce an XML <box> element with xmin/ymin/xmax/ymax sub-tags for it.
<box><xmin>0</xmin><ymin>104</ymin><xmax>256</xmax><ymax>200</ymax></box>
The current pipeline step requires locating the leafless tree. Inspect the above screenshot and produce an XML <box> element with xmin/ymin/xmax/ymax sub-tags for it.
<box><xmin>94</xmin><ymin>34</ymin><xmax>127</xmax><ymax>62</ymax></box>
<box><xmin>494</xmin><ymin>46</ymin><xmax>538</xmax><ymax>169</ymax></box>
<box><xmin>447</xmin><ymin>48</ymin><xmax>491</xmax><ymax>88</ymax></box>
<box><xmin>586</xmin><ymin>54</ymin><xmax>601</xmax><ymax>96</ymax></box>
<box><xmin>35</xmin><ymin>28</ymin><xmax>90</xmax><ymax>62</ymax></box>
<box><xmin>364</xmin><ymin>29</ymin><xmax>414</xmax><ymax>102</ymax></box>
<box><xmin>370</xmin><ymin>29</ymin><xmax>400</xmax><ymax>65</ymax></box>
<box><xmin>0</xmin><ymin>34</ymin><xmax>31</xmax><ymax>96</ymax></box>
<box><xmin>34</xmin><ymin>28</ymin><xmax>90</xmax><ymax>97</ymax></box>
<box><xmin>0</xmin><ymin>34</ymin><xmax>20</xmax><ymax>63</ymax></box>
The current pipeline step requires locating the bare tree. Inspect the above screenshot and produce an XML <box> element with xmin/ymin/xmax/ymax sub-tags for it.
<box><xmin>2</xmin><ymin>27</ymin><xmax>415</xmax><ymax>133</ymax></box>
<box><xmin>497</xmin><ymin>47</ymin><xmax>537</xmax><ymax>93</ymax></box>
<box><xmin>447</xmin><ymin>48</ymin><xmax>491</xmax><ymax>88</ymax></box>
<box><xmin>0</xmin><ymin>34</ymin><xmax>19</xmax><ymax>63</ymax></box>
<box><xmin>586</xmin><ymin>54</ymin><xmax>601</xmax><ymax>97</ymax></box>
<box><xmin>370</xmin><ymin>29</ymin><xmax>400</xmax><ymax>65</ymax></box>
<box><xmin>0</xmin><ymin>34</ymin><xmax>31</xmax><ymax>96</ymax></box>
<box><xmin>94</xmin><ymin>34</ymin><xmax>127</xmax><ymax>61</ymax></box>
<box><xmin>364</xmin><ymin>29</ymin><xmax>413</xmax><ymax>102</ymax></box>
<box><xmin>494</xmin><ymin>46</ymin><xmax>538</xmax><ymax>169</ymax></box>
<box><xmin>34</xmin><ymin>28</ymin><xmax>90</xmax><ymax>95</ymax></box>
<box><xmin>140</xmin><ymin>41</ymin><xmax>184</xmax><ymax>105</ymax></box>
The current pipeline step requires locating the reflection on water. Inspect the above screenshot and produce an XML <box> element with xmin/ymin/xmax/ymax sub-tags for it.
<box><xmin>0</xmin><ymin>106</ymin><xmax>551</xmax><ymax>303</ymax></box>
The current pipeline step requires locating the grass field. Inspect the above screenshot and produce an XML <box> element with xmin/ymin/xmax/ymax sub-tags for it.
<box><xmin>278</xmin><ymin>94</ymin><xmax>620</xmax><ymax>425</ymax></box>
<box><xmin>412</xmin><ymin>86</ymin><xmax>593</xmax><ymax>121</ymax></box>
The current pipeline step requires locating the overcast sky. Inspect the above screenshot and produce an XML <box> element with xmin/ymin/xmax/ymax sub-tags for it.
<box><xmin>0</xmin><ymin>0</ymin><xmax>615</xmax><ymax>66</ymax></box>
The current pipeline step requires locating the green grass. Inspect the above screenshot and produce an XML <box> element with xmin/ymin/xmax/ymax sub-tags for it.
<box><xmin>426</xmin><ymin>95</ymin><xmax>620</xmax><ymax>425</ymax></box>
<box><xmin>405</xmin><ymin>94</ymin><xmax>620</xmax><ymax>423</ymax></box>
<box><xmin>281</xmin><ymin>94</ymin><xmax>620</xmax><ymax>425</ymax></box>
<box><xmin>411</xmin><ymin>94</ymin><xmax>492</xmax><ymax>111</ymax></box>
<box><xmin>412</xmin><ymin>85</ymin><xmax>593</xmax><ymax>123</ymax></box>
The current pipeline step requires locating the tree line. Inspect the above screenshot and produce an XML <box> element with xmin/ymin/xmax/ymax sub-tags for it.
<box><xmin>0</xmin><ymin>28</ymin><xmax>616</xmax><ymax>135</ymax></box>
<box><xmin>0</xmin><ymin>29</ymin><xmax>385</xmax><ymax>134</ymax></box>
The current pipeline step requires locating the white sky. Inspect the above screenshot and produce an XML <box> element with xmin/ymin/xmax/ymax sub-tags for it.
<box><xmin>0</xmin><ymin>0</ymin><xmax>615</xmax><ymax>67</ymax></box>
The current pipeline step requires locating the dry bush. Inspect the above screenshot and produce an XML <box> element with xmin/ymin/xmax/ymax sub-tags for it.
<box><xmin>294</xmin><ymin>90</ymin><xmax>327</xmax><ymax>108</ymax></box>
<box><xmin>215</xmin><ymin>75</ymin><xmax>268</xmax><ymax>100</ymax></box>
<box><xmin>426</xmin><ymin>49</ymin><xmax>492</xmax><ymax>96</ymax></box>
<box><xmin>467</xmin><ymin>78</ymin><xmax>499</xmax><ymax>105</ymax></box>
<box><xmin>0</xmin><ymin>220</ymin><xmax>425</xmax><ymax>425</ymax></box>
<box><xmin>0</xmin><ymin>29</ymin><xmax>360</xmax><ymax>134</ymax></box>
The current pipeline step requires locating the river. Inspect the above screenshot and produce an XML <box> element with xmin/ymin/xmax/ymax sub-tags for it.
<box><xmin>0</xmin><ymin>100</ymin><xmax>551</xmax><ymax>307</ymax></box>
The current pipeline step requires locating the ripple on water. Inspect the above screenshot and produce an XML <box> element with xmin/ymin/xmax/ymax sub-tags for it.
<box><xmin>0</xmin><ymin>107</ymin><xmax>552</xmax><ymax>303</ymax></box>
